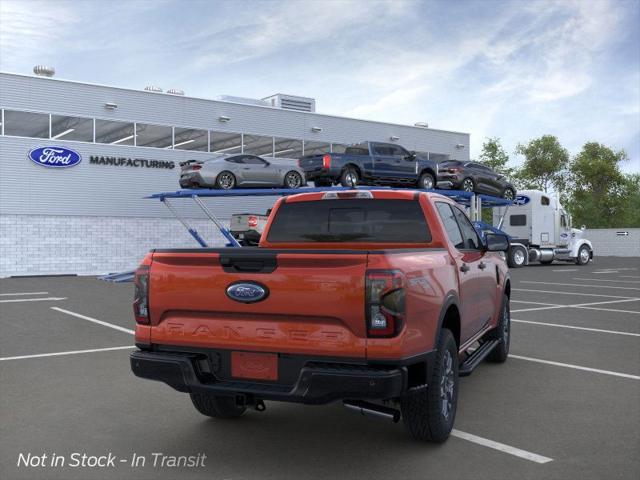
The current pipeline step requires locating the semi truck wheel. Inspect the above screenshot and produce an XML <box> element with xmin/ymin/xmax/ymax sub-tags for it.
<box><xmin>507</xmin><ymin>245</ymin><xmax>527</xmax><ymax>268</ymax></box>
<box><xmin>400</xmin><ymin>328</ymin><xmax>458</xmax><ymax>442</ymax></box>
<box><xmin>576</xmin><ymin>245</ymin><xmax>591</xmax><ymax>265</ymax></box>
<box><xmin>485</xmin><ymin>294</ymin><xmax>510</xmax><ymax>363</ymax></box>
<box><xmin>190</xmin><ymin>393</ymin><xmax>246</xmax><ymax>419</ymax></box>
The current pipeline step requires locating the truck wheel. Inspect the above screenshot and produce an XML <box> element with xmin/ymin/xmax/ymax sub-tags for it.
<box><xmin>340</xmin><ymin>168</ymin><xmax>359</xmax><ymax>187</ymax></box>
<box><xmin>418</xmin><ymin>172</ymin><xmax>435</xmax><ymax>190</ymax></box>
<box><xmin>400</xmin><ymin>328</ymin><xmax>458</xmax><ymax>442</ymax></box>
<box><xmin>216</xmin><ymin>171</ymin><xmax>236</xmax><ymax>190</ymax></box>
<box><xmin>485</xmin><ymin>294</ymin><xmax>510</xmax><ymax>363</ymax></box>
<box><xmin>576</xmin><ymin>245</ymin><xmax>591</xmax><ymax>265</ymax></box>
<box><xmin>507</xmin><ymin>245</ymin><xmax>526</xmax><ymax>268</ymax></box>
<box><xmin>190</xmin><ymin>393</ymin><xmax>246</xmax><ymax>419</ymax></box>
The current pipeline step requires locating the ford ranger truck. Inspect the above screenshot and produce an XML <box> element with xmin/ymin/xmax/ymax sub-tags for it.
<box><xmin>299</xmin><ymin>142</ymin><xmax>446</xmax><ymax>190</ymax></box>
<box><xmin>130</xmin><ymin>189</ymin><xmax>511</xmax><ymax>442</ymax></box>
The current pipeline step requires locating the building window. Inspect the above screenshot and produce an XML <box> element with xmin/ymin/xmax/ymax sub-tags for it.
<box><xmin>3</xmin><ymin>110</ymin><xmax>49</xmax><ymax>138</ymax></box>
<box><xmin>244</xmin><ymin>134</ymin><xmax>274</xmax><ymax>156</ymax></box>
<box><xmin>51</xmin><ymin>114</ymin><xmax>94</xmax><ymax>142</ymax></box>
<box><xmin>173</xmin><ymin>127</ymin><xmax>208</xmax><ymax>151</ymax></box>
<box><xmin>273</xmin><ymin>137</ymin><xmax>303</xmax><ymax>159</ymax></box>
<box><xmin>210</xmin><ymin>131</ymin><xmax>243</xmax><ymax>154</ymax></box>
<box><xmin>95</xmin><ymin>119</ymin><xmax>135</xmax><ymax>145</ymax></box>
<box><xmin>135</xmin><ymin>123</ymin><xmax>173</xmax><ymax>149</ymax></box>
<box><xmin>303</xmin><ymin>140</ymin><xmax>331</xmax><ymax>156</ymax></box>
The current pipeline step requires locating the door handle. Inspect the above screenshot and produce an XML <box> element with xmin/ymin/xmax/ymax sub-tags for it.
<box><xmin>460</xmin><ymin>264</ymin><xmax>470</xmax><ymax>273</ymax></box>
<box><xmin>242</xmin><ymin>167</ymin><xmax>251</xmax><ymax>170</ymax></box>
<box><xmin>478</xmin><ymin>262</ymin><xmax>487</xmax><ymax>270</ymax></box>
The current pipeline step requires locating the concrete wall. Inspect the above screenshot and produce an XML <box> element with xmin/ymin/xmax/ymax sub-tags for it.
<box><xmin>0</xmin><ymin>215</ymin><xmax>229</xmax><ymax>277</ymax></box>
<box><xmin>587</xmin><ymin>228</ymin><xmax>640</xmax><ymax>257</ymax></box>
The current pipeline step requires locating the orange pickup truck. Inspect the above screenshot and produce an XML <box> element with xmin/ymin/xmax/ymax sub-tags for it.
<box><xmin>130</xmin><ymin>189</ymin><xmax>511</xmax><ymax>442</ymax></box>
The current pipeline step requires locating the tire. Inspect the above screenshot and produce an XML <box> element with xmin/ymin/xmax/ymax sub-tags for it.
<box><xmin>486</xmin><ymin>294</ymin><xmax>510</xmax><ymax>363</ymax></box>
<box><xmin>418</xmin><ymin>172</ymin><xmax>435</xmax><ymax>190</ymax></box>
<box><xmin>507</xmin><ymin>245</ymin><xmax>526</xmax><ymax>268</ymax></box>
<box><xmin>190</xmin><ymin>393</ymin><xmax>246</xmax><ymax>419</ymax></box>
<box><xmin>503</xmin><ymin>187</ymin><xmax>515</xmax><ymax>201</ymax></box>
<box><xmin>461</xmin><ymin>177</ymin><xmax>475</xmax><ymax>192</ymax></box>
<box><xmin>401</xmin><ymin>328</ymin><xmax>458</xmax><ymax>442</ymax></box>
<box><xmin>340</xmin><ymin>167</ymin><xmax>359</xmax><ymax>187</ymax></box>
<box><xmin>576</xmin><ymin>245</ymin><xmax>591</xmax><ymax>265</ymax></box>
<box><xmin>284</xmin><ymin>171</ymin><xmax>303</xmax><ymax>189</ymax></box>
<box><xmin>216</xmin><ymin>171</ymin><xmax>236</xmax><ymax>190</ymax></box>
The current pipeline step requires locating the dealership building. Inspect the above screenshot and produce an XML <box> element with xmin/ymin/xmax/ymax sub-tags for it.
<box><xmin>0</xmin><ymin>69</ymin><xmax>470</xmax><ymax>277</ymax></box>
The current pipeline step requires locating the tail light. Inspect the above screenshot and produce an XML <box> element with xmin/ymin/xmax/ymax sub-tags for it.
<box><xmin>366</xmin><ymin>270</ymin><xmax>405</xmax><ymax>337</ymax></box>
<box><xmin>448</xmin><ymin>167</ymin><xmax>460</xmax><ymax>173</ymax></box>
<box><xmin>191</xmin><ymin>165</ymin><xmax>202</xmax><ymax>171</ymax></box>
<box><xmin>322</xmin><ymin>154</ymin><xmax>331</xmax><ymax>169</ymax></box>
<box><xmin>133</xmin><ymin>265</ymin><xmax>150</xmax><ymax>324</ymax></box>
<box><xmin>248</xmin><ymin>215</ymin><xmax>258</xmax><ymax>228</ymax></box>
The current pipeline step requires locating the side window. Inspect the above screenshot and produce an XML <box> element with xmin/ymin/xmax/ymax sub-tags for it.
<box><xmin>389</xmin><ymin>145</ymin><xmax>408</xmax><ymax>157</ymax></box>
<box><xmin>226</xmin><ymin>156</ymin><xmax>244</xmax><ymax>164</ymax></box>
<box><xmin>244</xmin><ymin>155</ymin><xmax>267</xmax><ymax>165</ymax></box>
<box><xmin>452</xmin><ymin>207</ymin><xmax>481</xmax><ymax>250</ymax></box>
<box><xmin>435</xmin><ymin>203</ymin><xmax>464</xmax><ymax>249</ymax></box>
<box><xmin>510</xmin><ymin>215</ymin><xmax>527</xmax><ymax>226</ymax></box>
<box><xmin>561</xmin><ymin>214</ymin><xmax>567</xmax><ymax>228</ymax></box>
<box><xmin>373</xmin><ymin>145</ymin><xmax>392</xmax><ymax>155</ymax></box>
<box><xmin>541</xmin><ymin>196</ymin><xmax>550</xmax><ymax>206</ymax></box>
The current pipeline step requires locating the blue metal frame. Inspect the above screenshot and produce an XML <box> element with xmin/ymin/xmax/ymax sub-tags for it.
<box><xmin>147</xmin><ymin>186</ymin><xmax>513</xmax><ymax>207</ymax></box>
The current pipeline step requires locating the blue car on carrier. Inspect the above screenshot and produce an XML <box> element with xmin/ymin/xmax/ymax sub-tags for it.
<box><xmin>298</xmin><ymin>141</ymin><xmax>447</xmax><ymax>189</ymax></box>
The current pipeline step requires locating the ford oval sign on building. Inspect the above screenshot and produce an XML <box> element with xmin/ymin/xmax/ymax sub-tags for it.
<box><xmin>226</xmin><ymin>282</ymin><xmax>269</xmax><ymax>303</ymax></box>
<box><xmin>28</xmin><ymin>146</ymin><xmax>82</xmax><ymax>168</ymax></box>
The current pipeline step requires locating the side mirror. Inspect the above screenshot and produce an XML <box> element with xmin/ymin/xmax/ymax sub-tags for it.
<box><xmin>405</xmin><ymin>151</ymin><xmax>416</xmax><ymax>160</ymax></box>
<box><xmin>485</xmin><ymin>233</ymin><xmax>509</xmax><ymax>252</ymax></box>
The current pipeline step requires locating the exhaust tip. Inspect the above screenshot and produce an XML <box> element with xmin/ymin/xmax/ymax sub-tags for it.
<box><xmin>344</xmin><ymin>400</ymin><xmax>401</xmax><ymax>423</ymax></box>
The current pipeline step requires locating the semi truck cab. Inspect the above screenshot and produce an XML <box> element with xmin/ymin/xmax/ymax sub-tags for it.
<box><xmin>493</xmin><ymin>189</ymin><xmax>593</xmax><ymax>267</ymax></box>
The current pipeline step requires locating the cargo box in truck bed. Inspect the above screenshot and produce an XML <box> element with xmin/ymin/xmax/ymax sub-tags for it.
<box><xmin>130</xmin><ymin>189</ymin><xmax>511</xmax><ymax>442</ymax></box>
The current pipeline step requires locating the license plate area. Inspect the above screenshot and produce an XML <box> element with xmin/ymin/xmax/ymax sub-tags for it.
<box><xmin>231</xmin><ymin>351</ymin><xmax>278</xmax><ymax>381</ymax></box>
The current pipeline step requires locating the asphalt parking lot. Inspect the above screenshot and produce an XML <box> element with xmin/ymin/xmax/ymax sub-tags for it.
<box><xmin>1</xmin><ymin>257</ymin><xmax>639</xmax><ymax>480</ymax></box>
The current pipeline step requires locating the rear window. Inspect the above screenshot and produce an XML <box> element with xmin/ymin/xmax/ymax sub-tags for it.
<box><xmin>267</xmin><ymin>199</ymin><xmax>431</xmax><ymax>243</ymax></box>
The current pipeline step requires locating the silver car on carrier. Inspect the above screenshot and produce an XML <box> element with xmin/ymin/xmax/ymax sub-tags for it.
<box><xmin>179</xmin><ymin>154</ymin><xmax>307</xmax><ymax>189</ymax></box>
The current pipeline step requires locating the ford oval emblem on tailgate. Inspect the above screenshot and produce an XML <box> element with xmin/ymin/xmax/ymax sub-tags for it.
<box><xmin>226</xmin><ymin>282</ymin><xmax>269</xmax><ymax>303</ymax></box>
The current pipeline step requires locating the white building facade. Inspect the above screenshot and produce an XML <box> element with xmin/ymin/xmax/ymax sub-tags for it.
<box><xmin>0</xmin><ymin>72</ymin><xmax>470</xmax><ymax>276</ymax></box>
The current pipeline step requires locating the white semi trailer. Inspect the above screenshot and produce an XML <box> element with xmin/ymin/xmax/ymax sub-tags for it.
<box><xmin>492</xmin><ymin>190</ymin><xmax>593</xmax><ymax>268</ymax></box>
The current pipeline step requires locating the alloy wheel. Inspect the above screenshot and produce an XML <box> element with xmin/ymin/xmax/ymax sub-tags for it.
<box><xmin>218</xmin><ymin>173</ymin><xmax>235</xmax><ymax>189</ymax></box>
<box><xmin>285</xmin><ymin>172</ymin><xmax>302</xmax><ymax>189</ymax></box>
<box><xmin>462</xmin><ymin>179</ymin><xmax>474</xmax><ymax>192</ymax></box>
<box><xmin>440</xmin><ymin>350</ymin><xmax>455</xmax><ymax>420</ymax></box>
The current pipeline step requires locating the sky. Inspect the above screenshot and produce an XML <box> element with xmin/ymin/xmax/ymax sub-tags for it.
<box><xmin>1</xmin><ymin>0</ymin><xmax>639</xmax><ymax>172</ymax></box>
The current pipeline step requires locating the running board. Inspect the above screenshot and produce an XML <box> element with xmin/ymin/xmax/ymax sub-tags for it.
<box><xmin>459</xmin><ymin>339</ymin><xmax>500</xmax><ymax>377</ymax></box>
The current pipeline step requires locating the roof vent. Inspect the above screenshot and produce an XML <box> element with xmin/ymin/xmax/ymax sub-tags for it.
<box><xmin>167</xmin><ymin>88</ymin><xmax>185</xmax><ymax>96</ymax></box>
<box><xmin>144</xmin><ymin>85</ymin><xmax>163</xmax><ymax>93</ymax></box>
<box><xmin>33</xmin><ymin>65</ymin><xmax>55</xmax><ymax>77</ymax></box>
<box><xmin>216</xmin><ymin>95</ymin><xmax>270</xmax><ymax>107</ymax></box>
<box><xmin>262</xmin><ymin>94</ymin><xmax>316</xmax><ymax>112</ymax></box>
<box><xmin>414</xmin><ymin>122</ymin><xmax>429</xmax><ymax>128</ymax></box>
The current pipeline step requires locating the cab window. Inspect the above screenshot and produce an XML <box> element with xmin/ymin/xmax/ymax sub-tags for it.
<box><xmin>435</xmin><ymin>202</ymin><xmax>464</xmax><ymax>249</ymax></box>
<box><xmin>541</xmin><ymin>196</ymin><xmax>550</xmax><ymax>206</ymax></box>
<box><xmin>451</xmin><ymin>206</ymin><xmax>481</xmax><ymax>250</ymax></box>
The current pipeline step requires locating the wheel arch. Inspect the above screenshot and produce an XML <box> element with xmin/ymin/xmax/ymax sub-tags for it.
<box><xmin>419</xmin><ymin>167</ymin><xmax>436</xmax><ymax>180</ymax></box>
<box><xmin>436</xmin><ymin>293</ymin><xmax>461</xmax><ymax>350</ymax></box>
<box><xmin>342</xmin><ymin>163</ymin><xmax>362</xmax><ymax>177</ymax></box>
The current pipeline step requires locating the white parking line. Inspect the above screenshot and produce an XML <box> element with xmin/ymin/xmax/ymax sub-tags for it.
<box><xmin>572</xmin><ymin>278</ymin><xmax>640</xmax><ymax>284</ymax></box>
<box><xmin>0</xmin><ymin>292</ymin><xmax>49</xmax><ymax>296</ymax></box>
<box><xmin>512</xmin><ymin>319</ymin><xmax>640</xmax><ymax>337</ymax></box>
<box><xmin>451</xmin><ymin>430</ymin><xmax>553</xmax><ymax>464</ymax></box>
<box><xmin>521</xmin><ymin>281</ymin><xmax>640</xmax><ymax>291</ymax></box>
<box><xmin>51</xmin><ymin>307</ymin><xmax>134</xmax><ymax>335</ymax></box>
<box><xmin>0</xmin><ymin>297</ymin><xmax>67</xmax><ymax>303</ymax></box>
<box><xmin>512</xmin><ymin>297</ymin><xmax>640</xmax><ymax>313</ymax></box>
<box><xmin>513</xmin><ymin>288</ymin><xmax>638</xmax><ymax>299</ymax></box>
<box><xmin>510</xmin><ymin>355</ymin><xmax>640</xmax><ymax>380</ymax></box>
<box><xmin>0</xmin><ymin>346</ymin><xmax>135</xmax><ymax>362</ymax></box>
<box><xmin>574</xmin><ymin>306</ymin><xmax>640</xmax><ymax>315</ymax></box>
<box><xmin>511</xmin><ymin>300</ymin><xmax>559</xmax><ymax>306</ymax></box>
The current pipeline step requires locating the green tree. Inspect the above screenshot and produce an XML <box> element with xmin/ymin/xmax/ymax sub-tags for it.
<box><xmin>515</xmin><ymin>135</ymin><xmax>569</xmax><ymax>193</ymax></box>
<box><xmin>566</xmin><ymin>142</ymin><xmax>636</xmax><ymax>228</ymax></box>
<box><xmin>479</xmin><ymin>137</ymin><xmax>513</xmax><ymax>176</ymax></box>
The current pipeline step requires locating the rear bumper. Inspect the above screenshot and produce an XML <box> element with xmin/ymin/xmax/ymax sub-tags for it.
<box><xmin>130</xmin><ymin>350</ymin><xmax>407</xmax><ymax>404</ymax></box>
<box><xmin>179</xmin><ymin>172</ymin><xmax>208</xmax><ymax>188</ymax></box>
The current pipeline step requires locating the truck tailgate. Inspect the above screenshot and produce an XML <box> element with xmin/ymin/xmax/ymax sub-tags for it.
<box><xmin>149</xmin><ymin>249</ymin><xmax>368</xmax><ymax>358</ymax></box>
